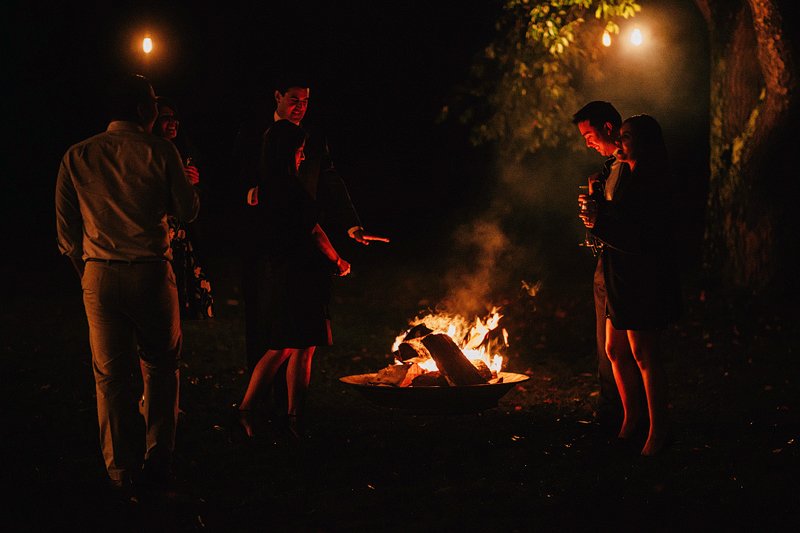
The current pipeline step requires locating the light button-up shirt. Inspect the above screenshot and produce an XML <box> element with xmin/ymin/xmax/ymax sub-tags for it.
<box><xmin>56</xmin><ymin>121</ymin><xmax>199</xmax><ymax>262</ymax></box>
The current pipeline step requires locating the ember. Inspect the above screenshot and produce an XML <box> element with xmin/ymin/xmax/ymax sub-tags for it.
<box><xmin>372</xmin><ymin>309</ymin><xmax>509</xmax><ymax>387</ymax></box>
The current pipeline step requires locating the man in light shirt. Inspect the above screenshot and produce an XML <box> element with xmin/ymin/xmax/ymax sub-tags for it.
<box><xmin>55</xmin><ymin>74</ymin><xmax>200</xmax><ymax>498</ymax></box>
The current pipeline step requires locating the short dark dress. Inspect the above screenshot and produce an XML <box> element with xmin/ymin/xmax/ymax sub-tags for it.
<box><xmin>591</xmin><ymin>161</ymin><xmax>681</xmax><ymax>330</ymax></box>
<box><xmin>256</xmin><ymin>171</ymin><xmax>333</xmax><ymax>349</ymax></box>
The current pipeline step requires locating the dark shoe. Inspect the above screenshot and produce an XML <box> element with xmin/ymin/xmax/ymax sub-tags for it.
<box><xmin>108</xmin><ymin>477</ymin><xmax>140</xmax><ymax>505</ymax></box>
<box><xmin>138</xmin><ymin>457</ymin><xmax>174</xmax><ymax>492</ymax></box>
<box><xmin>287</xmin><ymin>415</ymin><xmax>307</xmax><ymax>441</ymax></box>
<box><xmin>237</xmin><ymin>409</ymin><xmax>259</xmax><ymax>438</ymax></box>
<box><xmin>641</xmin><ymin>433</ymin><xmax>674</xmax><ymax>457</ymax></box>
<box><xmin>595</xmin><ymin>407</ymin><xmax>623</xmax><ymax>436</ymax></box>
<box><xmin>609</xmin><ymin>436</ymin><xmax>640</xmax><ymax>456</ymax></box>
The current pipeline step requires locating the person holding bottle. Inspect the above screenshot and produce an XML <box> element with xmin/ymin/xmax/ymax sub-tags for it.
<box><xmin>155</xmin><ymin>97</ymin><xmax>214</xmax><ymax>320</ymax></box>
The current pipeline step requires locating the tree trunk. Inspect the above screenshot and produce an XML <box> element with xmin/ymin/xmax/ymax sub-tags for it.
<box><xmin>694</xmin><ymin>0</ymin><xmax>798</xmax><ymax>294</ymax></box>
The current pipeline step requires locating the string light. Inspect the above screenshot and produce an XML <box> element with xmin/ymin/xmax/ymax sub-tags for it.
<box><xmin>602</xmin><ymin>30</ymin><xmax>612</xmax><ymax>47</ymax></box>
<box><xmin>142</xmin><ymin>36</ymin><xmax>153</xmax><ymax>54</ymax></box>
<box><xmin>630</xmin><ymin>28</ymin><xmax>643</xmax><ymax>46</ymax></box>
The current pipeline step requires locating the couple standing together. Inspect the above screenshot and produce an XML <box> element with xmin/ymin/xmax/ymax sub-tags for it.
<box><xmin>235</xmin><ymin>79</ymin><xmax>389</xmax><ymax>438</ymax></box>
<box><xmin>573</xmin><ymin>101</ymin><xmax>682</xmax><ymax>457</ymax></box>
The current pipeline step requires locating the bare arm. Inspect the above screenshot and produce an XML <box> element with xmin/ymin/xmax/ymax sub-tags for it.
<box><xmin>311</xmin><ymin>223</ymin><xmax>350</xmax><ymax>276</ymax></box>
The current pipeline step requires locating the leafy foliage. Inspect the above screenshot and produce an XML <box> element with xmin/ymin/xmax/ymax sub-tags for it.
<box><xmin>443</xmin><ymin>0</ymin><xmax>641</xmax><ymax>159</ymax></box>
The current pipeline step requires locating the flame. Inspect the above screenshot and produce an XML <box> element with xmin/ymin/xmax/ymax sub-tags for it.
<box><xmin>418</xmin><ymin>359</ymin><xmax>438</xmax><ymax>372</ymax></box>
<box><xmin>392</xmin><ymin>308</ymin><xmax>507</xmax><ymax>375</ymax></box>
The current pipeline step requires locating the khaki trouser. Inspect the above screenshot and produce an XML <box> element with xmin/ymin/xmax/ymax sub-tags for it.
<box><xmin>82</xmin><ymin>261</ymin><xmax>181</xmax><ymax>483</ymax></box>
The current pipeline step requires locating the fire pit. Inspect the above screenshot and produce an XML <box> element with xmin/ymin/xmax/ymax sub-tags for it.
<box><xmin>340</xmin><ymin>309</ymin><xmax>530</xmax><ymax>413</ymax></box>
<box><xmin>339</xmin><ymin>371</ymin><xmax>529</xmax><ymax>413</ymax></box>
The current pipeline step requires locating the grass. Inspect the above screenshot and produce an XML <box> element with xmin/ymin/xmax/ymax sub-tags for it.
<box><xmin>4</xmin><ymin>237</ymin><xmax>798</xmax><ymax>531</ymax></box>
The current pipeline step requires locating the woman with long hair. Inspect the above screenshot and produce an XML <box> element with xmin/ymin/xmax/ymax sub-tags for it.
<box><xmin>580</xmin><ymin>114</ymin><xmax>681</xmax><ymax>456</ymax></box>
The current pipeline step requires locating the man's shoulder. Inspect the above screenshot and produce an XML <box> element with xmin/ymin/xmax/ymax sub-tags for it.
<box><xmin>66</xmin><ymin>130</ymin><xmax>108</xmax><ymax>151</ymax></box>
<box><xmin>301</xmin><ymin>123</ymin><xmax>329</xmax><ymax>153</ymax></box>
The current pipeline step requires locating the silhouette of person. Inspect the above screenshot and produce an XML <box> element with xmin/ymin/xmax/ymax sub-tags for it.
<box><xmin>56</xmin><ymin>74</ymin><xmax>199</xmax><ymax>497</ymax></box>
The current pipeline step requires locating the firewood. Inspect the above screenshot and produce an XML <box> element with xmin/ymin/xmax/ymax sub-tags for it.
<box><xmin>421</xmin><ymin>333</ymin><xmax>488</xmax><ymax>386</ymax></box>
<box><xmin>404</xmin><ymin>323</ymin><xmax>433</xmax><ymax>340</ymax></box>
<box><xmin>397</xmin><ymin>338</ymin><xmax>431</xmax><ymax>362</ymax></box>
<box><xmin>470</xmin><ymin>359</ymin><xmax>493</xmax><ymax>381</ymax></box>
<box><xmin>370</xmin><ymin>363</ymin><xmax>423</xmax><ymax>387</ymax></box>
<box><xmin>410</xmin><ymin>371</ymin><xmax>448</xmax><ymax>387</ymax></box>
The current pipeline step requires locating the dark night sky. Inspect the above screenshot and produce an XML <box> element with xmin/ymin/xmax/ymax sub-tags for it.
<box><xmin>7</xmin><ymin>0</ymin><xmax>710</xmax><ymax>278</ymax></box>
<box><xmin>8</xmin><ymin>1</ymin><xmax>504</xmax><ymax>257</ymax></box>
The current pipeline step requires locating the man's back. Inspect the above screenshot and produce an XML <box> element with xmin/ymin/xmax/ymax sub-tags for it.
<box><xmin>56</xmin><ymin>121</ymin><xmax>199</xmax><ymax>262</ymax></box>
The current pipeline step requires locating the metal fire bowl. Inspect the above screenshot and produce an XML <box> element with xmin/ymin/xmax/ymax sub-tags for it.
<box><xmin>339</xmin><ymin>372</ymin><xmax>530</xmax><ymax>414</ymax></box>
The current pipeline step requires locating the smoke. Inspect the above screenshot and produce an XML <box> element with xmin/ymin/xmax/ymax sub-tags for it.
<box><xmin>439</xmin><ymin>147</ymin><xmax>596</xmax><ymax>318</ymax></box>
<box><xmin>441</xmin><ymin>218</ymin><xmax>510</xmax><ymax>317</ymax></box>
<box><xmin>435</xmin><ymin>0</ymin><xmax>709</xmax><ymax>320</ymax></box>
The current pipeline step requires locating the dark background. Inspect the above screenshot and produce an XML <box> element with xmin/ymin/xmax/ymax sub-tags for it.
<box><xmin>8</xmin><ymin>1</ymin><xmax>503</xmax><ymax>266</ymax></box>
<box><xmin>9</xmin><ymin>2</ymin><xmax>795</xmax><ymax>530</ymax></box>
<box><xmin>7</xmin><ymin>0</ymin><xmax>709</xmax><ymax>284</ymax></box>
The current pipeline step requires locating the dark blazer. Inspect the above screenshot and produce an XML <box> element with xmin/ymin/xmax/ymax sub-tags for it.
<box><xmin>591</xmin><ymin>160</ymin><xmax>681</xmax><ymax>330</ymax></box>
<box><xmin>235</xmin><ymin>118</ymin><xmax>361</xmax><ymax>241</ymax></box>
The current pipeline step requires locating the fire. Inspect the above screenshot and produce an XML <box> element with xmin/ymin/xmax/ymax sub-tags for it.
<box><xmin>392</xmin><ymin>308</ymin><xmax>508</xmax><ymax>374</ymax></box>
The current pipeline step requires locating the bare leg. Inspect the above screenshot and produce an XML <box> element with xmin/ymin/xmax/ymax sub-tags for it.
<box><xmin>605</xmin><ymin>320</ymin><xmax>644</xmax><ymax>440</ymax></box>
<box><xmin>628</xmin><ymin>330</ymin><xmax>669</xmax><ymax>456</ymax></box>
<box><xmin>240</xmin><ymin>348</ymin><xmax>290</xmax><ymax>411</ymax></box>
<box><xmin>286</xmin><ymin>347</ymin><xmax>315</xmax><ymax>418</ymax></box>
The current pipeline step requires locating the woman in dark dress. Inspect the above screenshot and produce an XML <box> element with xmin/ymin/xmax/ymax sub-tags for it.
<box><xmin>579</xmin><ymin>114</ymin><xmax>681</xmax><ymax>456</ymax></box>
<box><xmin>237</xmin><ymin>120</ymin><xmax>350</xmax><ymax>437</ymax></box>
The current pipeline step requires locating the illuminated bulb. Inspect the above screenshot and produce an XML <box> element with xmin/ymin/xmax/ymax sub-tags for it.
<box><xmin>602</xmin><ymin>30</ymin><xmax>611</xmax><ymax>47</ymax></box>
<box><xmin>630</xmin><ymin>28</ymin><xmax>643</xmax><ymax>46</ymax></box>
<box><xmin>142</xmin><ymin>37</ymin><xmax>153</xmax><ymax>54</ymax></box>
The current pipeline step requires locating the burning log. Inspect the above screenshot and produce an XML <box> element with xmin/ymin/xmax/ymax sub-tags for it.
<box><xmin>410</xmin><ymin>371</ymin><xmax>448</xmax><ymax>387</ymax></box>
<box><xmin>404</xmin><ymin>323</ymin><xmax>433</xmax><ymax>340</ymax></box>
<box><xmin>396</xmin><ymin>338</ymin><xmax>431</xmax><ymax>362</ymax></box>
<box><xmin>421</xmin><ymin>333</ymin><xmax>488</xmax><ymax>386</ymax></box>
<box><xmin>370</xmin><ymin>363</ymin><xmax>424</xmax><ymax>387</ymax></box>
<box><xmin>471</xmin><ymin>359</ymin><xmax>493</xmax><ymax>381</ymax></box>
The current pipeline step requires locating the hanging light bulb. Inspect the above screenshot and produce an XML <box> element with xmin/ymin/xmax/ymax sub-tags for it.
<box><xmin>142</xmin><ymin>36</ymin><xmax>153</xmax><ymax>54</ymax></box>
<box><xmin>630</xmin><ymin>28</ymin><xmax>643</xmax><ymax>46</ymax></box>
<box><xmin>602</xmin><ymin>30</ymin><xmax>612</xmax><ymax>47</ymax></box>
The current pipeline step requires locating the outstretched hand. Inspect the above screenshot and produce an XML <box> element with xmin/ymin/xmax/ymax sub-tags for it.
<box><xmin>350</xmin><ymin>228</ymin><xmax>390</xmax><ymax>245</ymax></box>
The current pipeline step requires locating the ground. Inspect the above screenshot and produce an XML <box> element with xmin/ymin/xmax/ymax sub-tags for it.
<box><xmin>4</xmin><ymin>235</ymin><xmax>798</xmax><ymax>531</ymax></box>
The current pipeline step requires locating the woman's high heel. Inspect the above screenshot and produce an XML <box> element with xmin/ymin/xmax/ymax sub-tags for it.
<box><xmin>237</xmin><ymin>409</ymin><xmax>258</xmax><ymax>438</ymax></box>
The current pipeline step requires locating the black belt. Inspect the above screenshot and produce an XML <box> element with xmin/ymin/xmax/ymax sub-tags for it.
<box><xmin>86</xmin><ymin>258</ymin><xmax>166</xmax><ymax>265</ymax></box>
